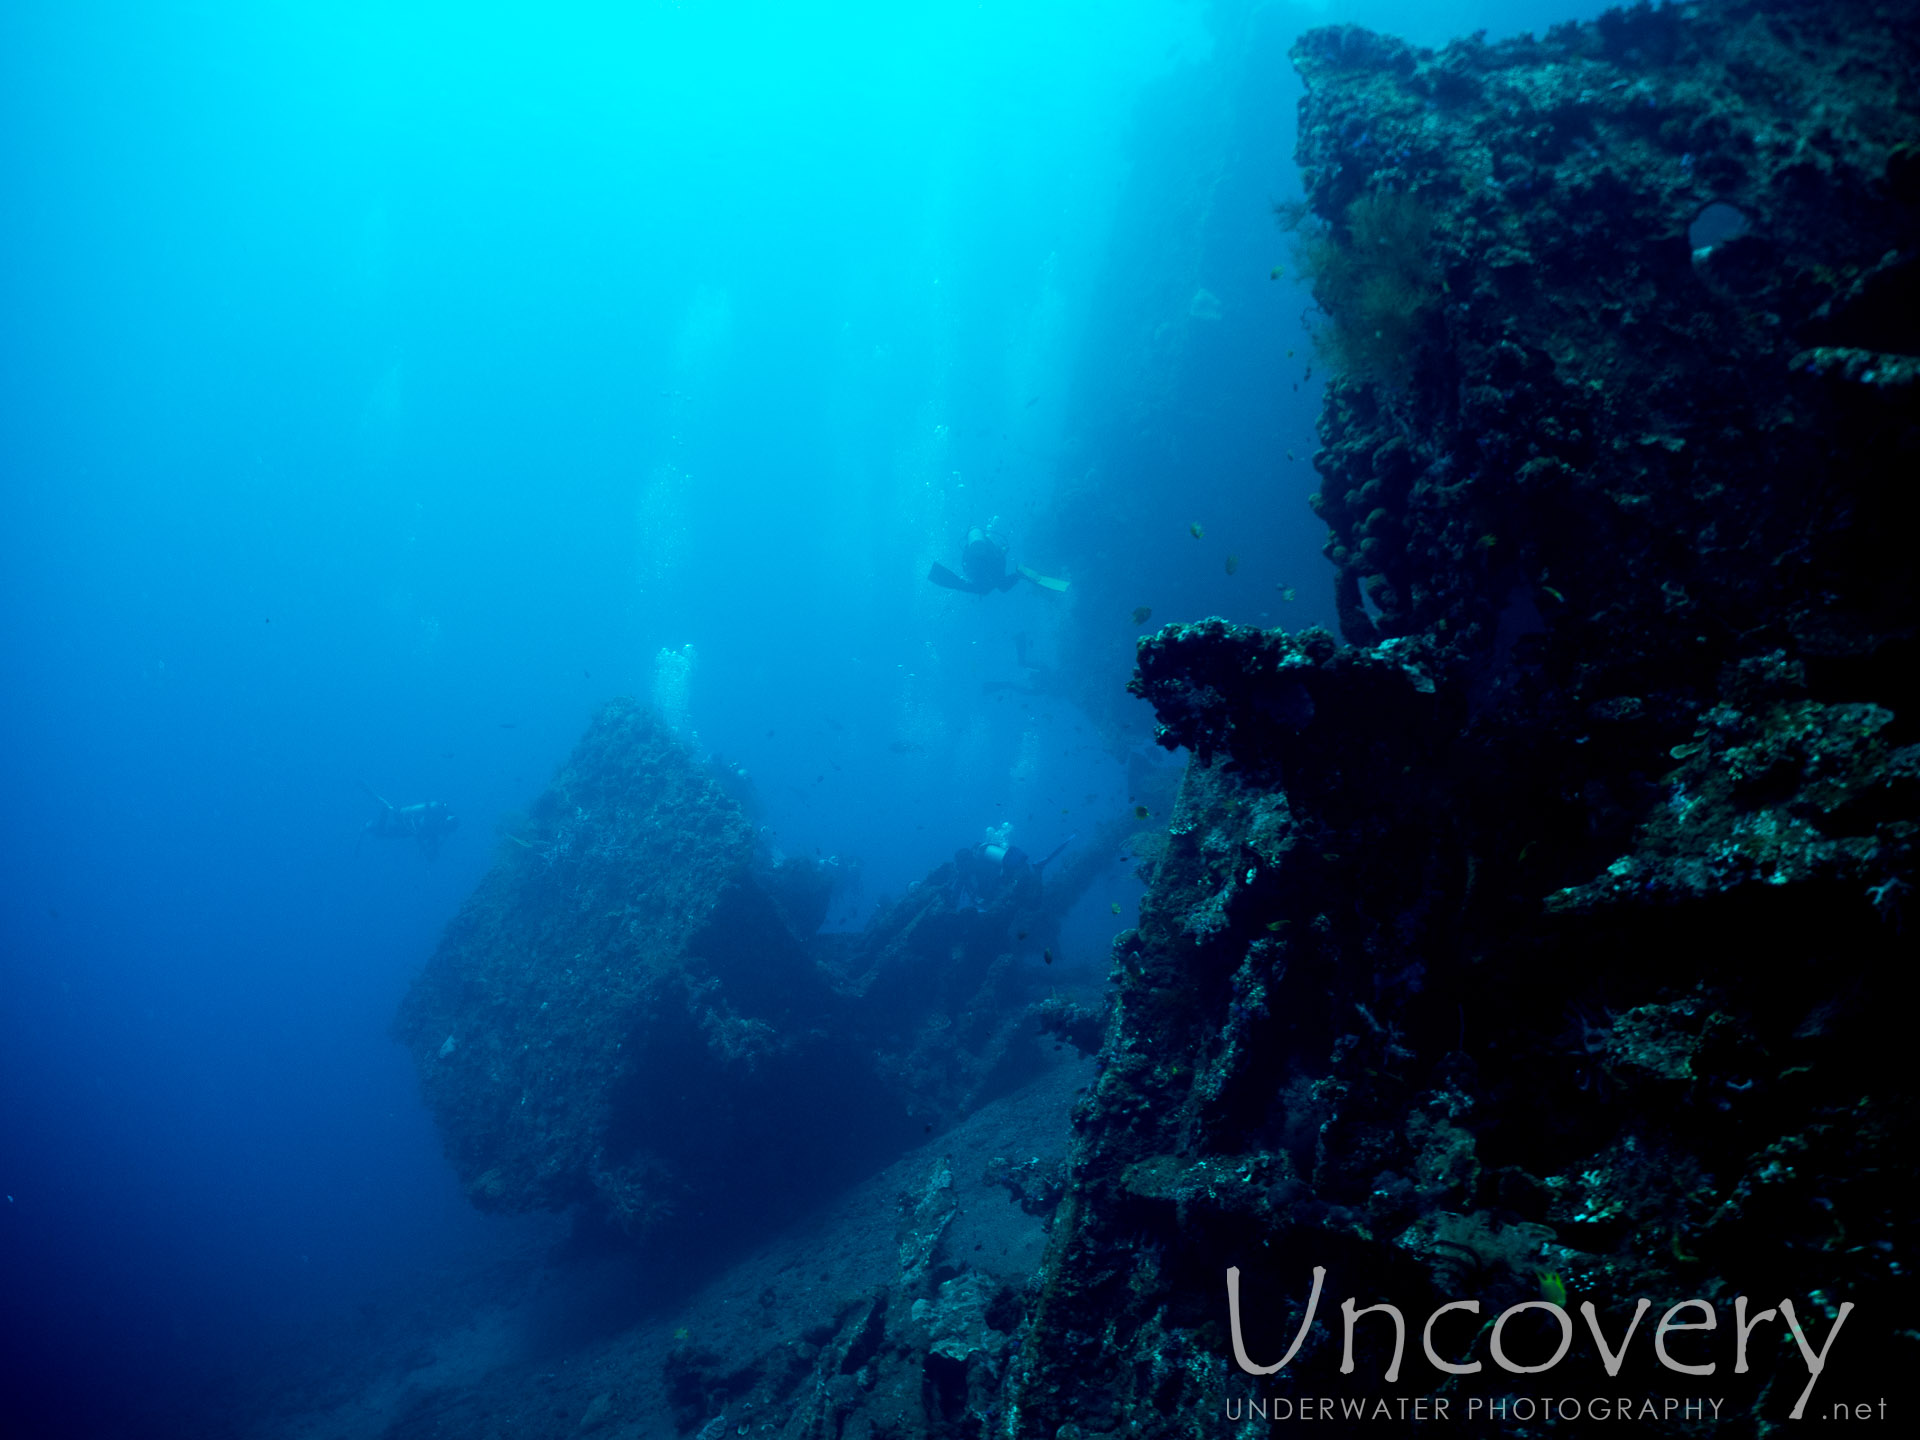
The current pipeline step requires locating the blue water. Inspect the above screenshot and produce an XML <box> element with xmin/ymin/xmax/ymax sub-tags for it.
<box><xmin>1</xmin><ymin>2</ymin><xmax>1610</xmax><ymax>1433</ymax></box>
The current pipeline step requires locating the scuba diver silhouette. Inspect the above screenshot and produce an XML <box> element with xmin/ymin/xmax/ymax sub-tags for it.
<box><xmin>360</xmin><ymin>784</ymin><xmax>460</xmax><ymax>860</ymax></box>
<box><xmin>952</xmin><ymin>825</ymin><xmax>1075</xmax><ymax>905</ymax></box>
<box><xmin>927</xmin><ymin>520</ymin><xmax>1068</xmax><ymax>596</ymax></box>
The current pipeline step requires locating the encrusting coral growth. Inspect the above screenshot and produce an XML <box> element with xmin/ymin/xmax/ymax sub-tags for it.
<box><xmin>396</xmin><ymin>699</ymin><xmax>1125</xmax><ymax>1248</ymax></box>
<box><xmin>996</xmin><ymin>3</ymin><xmax>1919</xmax><ymax>1435</ymax></box>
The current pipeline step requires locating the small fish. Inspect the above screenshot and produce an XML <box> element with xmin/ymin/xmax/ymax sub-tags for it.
<box><xmin>1286</xmin><ymin>348</ymin><xmax>1295</xmax><ymax>358</ymax></box>
<box><xmin>1131</xmin><ymin>605</ymin><xmax>1153</xmax><ymax>625</ymax></box>
<box><xmin>1224</xmin><ymin>554</ymin><xmax>1240</xmax><ymax>576</ymax></box>
<box><xmin>1042</xmin><ymin>948</ymin><xmax>1054</xmax><ymax>965</ymax></box>
<box><xmin>1476</xmin><ymin>534</ymin><xmax>1498</xmax><ymax>550</ymax></box>
<box><xmin>1189</xmin><ymin>521</ymin><xmax>1204</xmax><ymax>539</ymax></box>
<box><xmin>1265</xmin><ymin>920</ymin><xmax>1291</xmax><ymax>932</ymax></box>
<box><xmin>1269</xmin><ymin>265</ymin><xmax>1284</xmax><ymax>280</ymax></box>
<box><xmin>1286</xmin><ymin>450</ymin><xmax>1295</xmax><ymax>461</ymax></box>
<box><xmin>1110</xmin><ymin>902</ymin><xmax>1123</xmax><ymax>915</ymax></box>
<box><xmin>1134</xmin><ymin>805</ymin><xmax>1151</xmax><ymax>820</ymax></box>
<box><xmin>1541</xmin><ymin>584</ymin><xmax>1566</xmax><ymax>604</ymax></box>
<box><xmin>1278</xmin><ymin>586</ymin><xmax>1296</xmax><ymax>602</ymax></box>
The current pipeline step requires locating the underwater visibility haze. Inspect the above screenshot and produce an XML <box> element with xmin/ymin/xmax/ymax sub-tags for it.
<box><xmin>7</xmin><ymin>0</ymin><xmax>1916</xmax><ymax>1436</ymax></box>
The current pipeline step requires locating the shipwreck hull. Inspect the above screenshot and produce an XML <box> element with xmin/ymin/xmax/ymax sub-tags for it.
<box><xmin>1001</xmin><ymin>3</ymin><xmax>1918</xmax><ymax>1434</ymax></box>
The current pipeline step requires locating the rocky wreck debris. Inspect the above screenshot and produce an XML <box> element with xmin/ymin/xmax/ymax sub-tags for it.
<box><xmin>987</xmin><ymin>3</ymin><xmax>1918</xmax><ymax>1436</ymax></box>
<box><xmin>651</xmin><ymin>1065</ymin><xmax>1087</xmax><ymax>1440</ymax></box>
<box><xmin>396</xmin><ymin>699</ymin><xmax>1116</xmax><ymax>1247</ymax></box>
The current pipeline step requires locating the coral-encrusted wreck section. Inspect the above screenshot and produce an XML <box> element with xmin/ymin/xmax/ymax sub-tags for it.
<box><xmin>394</xmin><ymin>700</ymin><xmax>873</xmax><ymax>1234</ymax></box>
<box><xmin>398</xmin><ymin>699</ymin><xmax>1113</xmax><ymax>1244</ymax></box>
<box><xmin>997</xmin><ymin>4</ymin><xmax>1918</xmax><ymax>1436</ymax></box>
<box><xmin>1292</xmin><ymin>1</ymin><xmax>1919</xmax><ymax>663</ymax></box>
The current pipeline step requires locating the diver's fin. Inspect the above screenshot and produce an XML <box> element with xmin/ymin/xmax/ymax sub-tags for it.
<box><xmin>1016</xmin><ymin>564</ymin><xmax>1070</xmax><ymax>592</ymax></box>
<box><xmin>928</xmin><ymin>562</ymin><xmax>993</xmax><ymax>595</ymax></box>
<box><xmin>359</xmin><ymin>781</ymin><xmax>394</xmax><ymax>811</ymax></box>
<box><xmin>1035</xmin><ymin>834</ymin><xmax>1076</xmax><ymax>873</ymax></box>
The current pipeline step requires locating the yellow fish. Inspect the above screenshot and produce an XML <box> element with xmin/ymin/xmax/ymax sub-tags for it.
<box><xmin>1189</xmin><ymin>521</ymin><xmax>1204</xmax><ymax>540</ymax></box>
<box><xmin>1134</xmin><ymin>805</ymin><xmax>1150</xmax><ymax>819</ymax></box>
<box><xmin>1110</xmin><ymin>902</ymin><xmax>1123</xmax><ymax>915</ymax></box>
<box><xmin>1131</xmin><ymin>606</ymin><xmax>1152</xmax><ymax>625</ymax></box>
<box><xmin>1278</xmin><ymin>586</ymin><xmax>1295</xmax><ymax>602</ymax></box>
<box><xmin>1224</xmin><ymin>554</ymin><xmax>1240</xmax><ymax>576</ymax></box>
